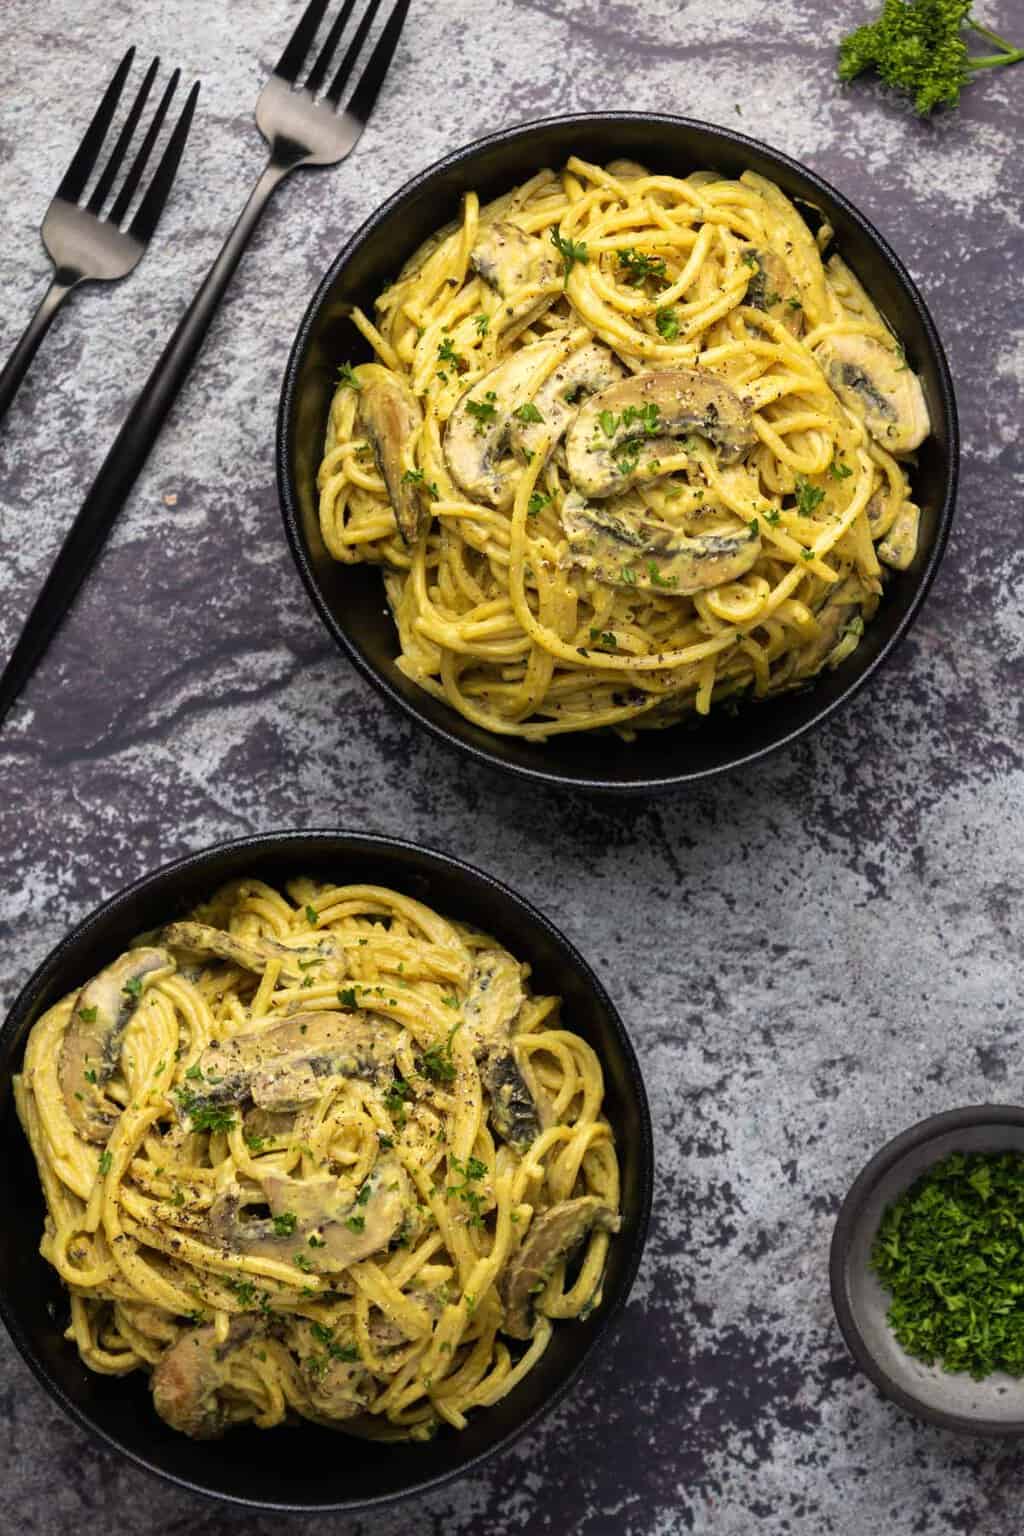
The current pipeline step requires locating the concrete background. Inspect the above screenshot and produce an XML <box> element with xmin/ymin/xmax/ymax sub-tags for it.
<box><xmin>1</xmin><ymin>0</ymin><xmax>1022</xmax><ymax>1531</ymax></box>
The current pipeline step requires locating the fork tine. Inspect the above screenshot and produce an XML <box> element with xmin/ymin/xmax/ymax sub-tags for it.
<box><xmin>110</xmin><ymin>68</ymin><xmax>180</xmax><ymax>226</ymax></box>
<box><xmin>341</xmin><ymin>0</ymin><xmax>412</xmax><ymax>121</ymax></box>
<box><xmin>304</xmin><ymin>0</ymin><xmax>358</xmax><ymax>96</ymax></box>
<box><xmin>87</xmin><ymin>56</ymin><xmax>160</xmax><ymax>215</ymax></box>
<box><xmin>56</xmin><ymin>47</ymin><xmax>135</xmax><ymax>204</ymax></box>
<box><xmin>127</xmin><ymin>80</ymin><xmax>200</xmax><ymax>246</ymax></box>
<box><xmin>325</xmin><ymin>0</ymin><xmax>384</xmax><ymax>106</ymax></box>
<box><xmin>274</xmin><ymin>0</ymin><xmax>332</xmax><ymax>84</ymax></box>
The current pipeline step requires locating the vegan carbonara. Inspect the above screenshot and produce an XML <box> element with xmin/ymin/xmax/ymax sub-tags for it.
<box><xmin>317</xmin><ymin>155</ymin><xmax>930</xmax><ymax>740</ymax></box>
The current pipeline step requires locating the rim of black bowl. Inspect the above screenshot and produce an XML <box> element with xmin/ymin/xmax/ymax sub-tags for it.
<box><xmin>0</xmin><ymin>829</ymin><xmax>654</xmax><ymax>1511</ymax></box>
<box><xmin>830</xmin><ymin>1104</ymin><xmax>1024</xmax><ymax>1436</ymax></box>
<box><xmin>278</xmin><ymin>110</ymin><xmax>959</xmax><ymax>795</ymax></box>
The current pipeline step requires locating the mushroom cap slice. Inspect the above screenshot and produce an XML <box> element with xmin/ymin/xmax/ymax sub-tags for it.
<box><xmin>743</xmin><ymin>249</ymin><xmax>804</xmax><ymax>337</ymax></box>
<box><xmin>470</xmin><ymin>220</ymin><xmax>560</xmax><ymax>330</ymax></box>
<box><xmin>152</xmin><ymin>1318</ymin><xmax>259</xmax><ymax>1439</ymax></box>
<box><xmin>508</xmin><ymin>341</ymin><xmax>625</xmax><ymax>470</ymax></box>
<box><xmin>58</xmin><ymin>947</ymin><xmax>173</xmax><ymax>1143</ymax></box>
<box><xmin>443</xmin><ymin>334</ymin><xmax>570</xmax><ymax>508</ymax></box>
<box><xmin>813</xmin><ymin>334</ymin><xmax>930</xmax><ymax>454</ymax></box>
<box><xmin>739</xmin><ymin>172</ymin><xmax>830</xmax><ymax>326</ymax></box>
<box><xmin>184</xmin><ymin>1010</ymin><xmax>398</xmax><ymax>1117</ymax></box>
<box><xmin>566</xmin><ymin>369</ymin><xmax>755</xmax><ymax>499</ymax></box>
<box><xmin>501</xmin><ymin>1196</ymin><xmax>620</xmax><ymax>1340</ymax></box>
<box><xmin>463</xmin><ymin>950</ymin><xmax>542</xmax><ymax>1153</ymax></box>
<box><xmin>561</xmin><ymin>491</ymin><xmax>761</xmax><ymax>597</ymax></box>
<box><xmin>207</xmin><ymin>1153</ymin><xmax>414</xmax><ymax>1274</ymax></box>
<box><xmin>162</xmin><ymin>920</ymin><xmax>346</xmax><ymax>982</ymax></box>
<box><xmin>356</xmin><ymin>364</ymin><xmax>427</xmax><ymax>543</ymax></box>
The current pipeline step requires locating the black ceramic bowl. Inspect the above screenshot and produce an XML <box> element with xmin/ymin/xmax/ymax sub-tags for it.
<box><xmin>278</xmin><ymin>111</ymin><xmax>958</xmax><ymax>794</ymax></box>
<box><xmin>830</xmin><ymin>1106</ymin><xmax>1024</xmax><ymax>1435</ymax></box>
<box><xmin>0</xmin><ymin>831</ymin><xmax>653</xmax><ymax>1509</ymax></box>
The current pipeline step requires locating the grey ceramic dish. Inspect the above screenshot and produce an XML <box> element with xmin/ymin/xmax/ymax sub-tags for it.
<box><xmin>830</xmin><ymin>1104</ymin><xmax>1024</xmax><ymax>1435</ymax></box>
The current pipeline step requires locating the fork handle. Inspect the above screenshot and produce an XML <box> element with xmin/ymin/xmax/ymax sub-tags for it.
<box><xmin>0</xmin><ymin>161</ymin><xmax>289</xmax><ymax>729</ymax></box>
<box><xmin>0</xmin><ymin>277</ymin><xmax>77</xmax><ymax>424</ymax></box>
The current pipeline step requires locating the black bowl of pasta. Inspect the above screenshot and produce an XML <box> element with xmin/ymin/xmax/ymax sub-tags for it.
<box><xmin>278</xmin><ymin>111</ymin><xmax>957</xmax><ymax>792</ymax></box>
<box><xmin>0</xmin><ymin>831</ymin><xmax>652</xmax><ymax>1510</ymax></box>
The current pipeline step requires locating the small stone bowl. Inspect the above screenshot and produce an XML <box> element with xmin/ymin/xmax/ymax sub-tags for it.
<box><xmin>830</xmin><ymin>1104</ymin><xmax>1024</xmax><ymax>1435</ymax></box>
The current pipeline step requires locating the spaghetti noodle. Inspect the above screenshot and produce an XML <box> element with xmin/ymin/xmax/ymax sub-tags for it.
<box><xmin>317</xmin><ymin>155</ymin><xmax>931</xmax><ymax>740</ymax></box>
<box><xmin>15</xmin><ymin>877</ymin><xmax>620</xmax><ymax>1440</ymax></box>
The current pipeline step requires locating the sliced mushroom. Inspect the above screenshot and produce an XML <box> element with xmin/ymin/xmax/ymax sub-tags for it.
<box><xmin>162</xmin><ymin>920</ymin><xmax>345</xmax><ymax>983</ymax></box>
<box><xmin>207</xmin><ymin>1153</ymin><xmax>414</xmax><ymax>1274</ymax></box>
<box><xmin>606</xmin><ymin>158</ymin><xmax>649</xmax><ymax>180</ymax></box>
<box><xmin>742</xmin><ymin>249</ymin><xmax>803</xmax><ymax>337</ymax></box>
<box><xmin>561</xmin><ymin>490</ymin><xmax>761</xmax><ymax>597</ymax></box>
<box><xmin>813</xmin><ymin>334</ymin><xmax>930</xmax><ymax>453</ymax></box>
<box><xmin>470</xmin><ymin>220</ymin><xmax>560</xmax><ymax>330</ymax></box>
<box><xmin>878</xmin><ymin>500</ymin><xmax>920</xmax><ymax>570</ymax></box>
<box><xmin>740</xmin><ymin>172</ymin><xmax>830</xmax><ymax>325</ymax></box>
<box><xmin>356</xmin><ymin>363</ymin><xmax>427</xmax><ymax>543</ymax></box>
<box><xmin>286</xmin><ymin>1318</ymin><xmax>371</xmax><ymax>1421</ymax></box>
<box><xmin>463</xmin><ymin>950</ymin><xmax>542</xmax><ymax>1152</ymax></box>
<box><xmin>443</xmin><ymin>334</ymin><xmax>568</xmax><ymax>507</ymax></box>
<box><xmin>508</xmin><ymin>341</ymin><xmax>625</xmax><ymax>469</ymax></box>
<box><xmin>790</xmin><ymin>572</ymin><xmax>868</xmax><ymax>679</ymax></box>
<box><xmin>184</xmin><ymin>1010</ymin><xmax>398</xmax><ymax>1117</ymax></box>
<box><xmin>59</xmin><ymin>947</ymin><xmax>173</xmax><ymax>1143</ymax></box>
<box><xmin>501</xmin><ymin>1196</ymin><xmax>620</xmax><ymax>1340</ymax></box>
<box><xmin>566</xmin><ymin>369</ymin><xmax>755</xmax><ymax>499</ymax></box>
<box><xmin>152</xmin><ymin>1318</ymin><xmax>259</xmax><ymax>1439</ymax></box>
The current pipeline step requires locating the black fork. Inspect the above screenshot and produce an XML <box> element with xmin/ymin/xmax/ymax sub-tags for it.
<box><xmin>0</xmin><ymin>49</ymin><xmax>199</xmax><ymax>423</ymax></box>
<box><xmin>0</xmin><ymin>0</ymin><xmax>414</xmax><ymax>730</ymax></box>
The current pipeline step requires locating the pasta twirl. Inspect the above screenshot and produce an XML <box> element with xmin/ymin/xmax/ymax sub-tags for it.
<box><xmin>15</xmin><ymin>878</ymin><xmax>620</xmax><ymax>1440</ymax></box>
<box><xmin>318</xmin><ymin>156</ymin><xmax>931</xmax><ymax>740</ymax></box>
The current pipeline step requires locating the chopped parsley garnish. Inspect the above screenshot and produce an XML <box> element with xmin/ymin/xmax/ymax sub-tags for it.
<box><xmin>84</xmin><ymin>1068</ymin><xmax>97</xmax><ymax>1084</ymax></box>
<box><xmin>305</xmin><ymin>904</ymin><xmax>318</xmax><ymax>925</ymax></box>
<box><xmin>589</xmin><ymin>628</ymin><xmax>618</xmax><ymax>648</ymax></box>
<box><xmin>828</xmin><ymin>456</ymin><xmax>854</xmax><ymax>480</ymax></box>
<box><xmin>378</xmin><ymin>1134</ymin><xmax>394</xmax><ymax>1150</ymax></box>
<box><xmin>308</xmin><ymin>1234</ymin><xmax>326</xmax><ymax>1248</ymax></box>
<box><xmin>384</xmin><ymin>1076</ymin><xmax>412</xmax><ymax>1128</ymax></box>
<box><xmin>616</xmin><ymin>247</ymin><xmax>667</xmax><ymax>286</ymax></box>
<box><xmin>420</xmin><ymin>1022</ymin><xmax>462</xmax><ymax>1084</ymax></box>
<box><xmin>345</xmin><ymin>1213</ymin><xmax>366</xmax><ymax>1233</ymax></box>
<box><xmin>123</xmin><ymin>976</ymin><xmax>143</xmax><ymax>1000</ymax></box>
<box><xmin>465</xmin><ymin>392</ymin><xmax>498</xmax><ymax>434</ymax></box>
<box><xmin>245</xmin><ymin>1132</ymin><xmax>267</xmax><ymax>1153</ymax></box>
<box><xmin>614</xmin><ymin>441</ymin><xmax>642</xmax><ymax>477</ymax></box>
<box><xmin>794</xmin><ymin>475</ymin><xmax>826</xmax><ymax>516</ymax></box>
<box><xmin>801</xmin><ymin>547</ymin><xmax>815</xmax><ymax>561</ymax></box>
<box><xmin>549</xmin><ymin>227</ymin><xmax>588</xmax><ymax>284</ymax></box>
<box><xmin>741</xmin><ymin>249</ymin><xmax>760</xmax><ymax>268</ymax></box>
<box><xmin>647</xmin><ymin>561</ymin><xmax>678</xmax><ymax>589</ymax></box>
<box><xmin>447</xmin><ymin>1155</ymin><xmax>488</xmax><ymax>1228</ymax></box>
<box><xmin>272</xmin><ymin>1212</ymin><xmax>297</xmax><ymax>1236</ymax></box>
<box><xmin>98</xmin><ymin>1151</ymin><xmax>112</xmax><ymax>1175</ymax></box>
<box><xmin>473</xmin><ymin>313</ymin><xmax>490</xmax><ymax>336</ymax></box>
<box><xmin>655</xmin><ymin>307</ymin><xmax>680</xmax><ymax>341</ymax></box>
<box><xmin>185</xmin><ymin>1063</ymin><xmax>203</xmax><ymax>1080</ymax></box>
<box><xmin>338</xmin><ymin>986</ymin><xmax>358</xmax><ymax>1008</ymax></box>
<box><xmin>620</xmin><ymin>564</ymin><xmax>637</xmax><ymax>586</ymax></box>
<box><xmin>78</xmin><ymin>1006</ymin><xmax>98</xmax><ymax>1023</ymax></box>
<box><xmin>764</xmin><ymin>508</ymin><xmax>781</xmax><ymax>526</ymax></box>
<box><xmin>872</xmin><ymin>1151</ymin><xmax>1024</xmax><ymax>1377</ymax></box>
<box><xmin>402</xmin><ymin>468</ymin><xmax>425</xmax><ymax>485</ymax></box>
<box><xmin>293</xmin><ymin>1251</ymin><xmax>313</xmax><ymax>1271</ymax></box>
<box><xmin>527</xmin><ymin>491</ymin><xmax>551</xmax><ymax>517</ymax></box>
<box><xmin>599</xmin><ymin>409</ymin><xmax>618</xmax><ymax>438</ymax></box>
<box><xmin>338</xmin><ymin>363</ymin><xmax>361</xmax><ymax>389</ymax></box>
<box><xmin>513</xmin><ymin>402</ymin><xmax>544</xmax><ymax>424</ymax></box>
<box><xmin>174</xmin><ymin>1088</ymin><xmax>235</xmax><ymax>1136</ymax></box>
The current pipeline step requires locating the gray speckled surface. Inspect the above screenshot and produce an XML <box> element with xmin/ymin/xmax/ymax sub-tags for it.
<box><xmin>1</xmin><ymin>0</ymin><xmax>1023</xmax><ymax>1529</ymax></box>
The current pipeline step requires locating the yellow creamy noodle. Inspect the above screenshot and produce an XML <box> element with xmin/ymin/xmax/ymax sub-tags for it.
<box><xmin>15</xmin><ymin>879</ymin><xmax>620</xmax><ymax>1443</ymax></box>
<box><xmin>316</xmin><ymin>158</ymin><xmax>928</xmax><ymax>740</ymax></box>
